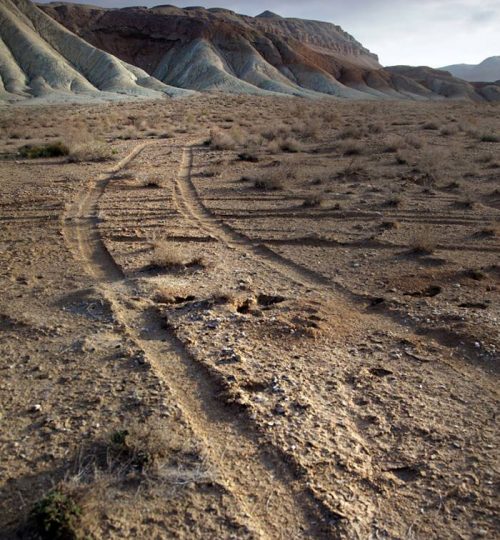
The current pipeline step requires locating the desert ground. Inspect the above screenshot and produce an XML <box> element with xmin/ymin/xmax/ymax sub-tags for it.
<box><xmin>0</xmin><ymin>96</ymin><xmax>498</xmax><ymax>539</ymax></box>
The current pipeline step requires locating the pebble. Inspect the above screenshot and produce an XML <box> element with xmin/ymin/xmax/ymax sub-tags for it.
<box><xmin>31</xmin><ymin>404</ymin><xmax>42</xmax><ymax>412</ymax></box>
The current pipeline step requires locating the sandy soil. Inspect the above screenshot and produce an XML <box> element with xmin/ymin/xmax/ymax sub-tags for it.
<box><xmin>0</xmin><ymin>97</ymin><xmax>498</xmax><ymax>539</ymax></box>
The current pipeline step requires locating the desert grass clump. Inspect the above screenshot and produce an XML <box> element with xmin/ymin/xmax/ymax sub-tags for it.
<box><xmin>409</xmin><ymin>228</ymin><xmax>437</xmax><ymax>255</ymax></box>
<box><xmin>340</xmin><ymin>140</ymin><xmax>363</xmax><ymax>156</ymax></box>
<box><xmin>209</xmin><ymin>128</ymin><xmax>236</xmax><ymax>150</ymax></box>
<box><xmin>384</xmin><ymin>196</ymin><xmax>405</xmax><ymax>208</ymax></box>
<box><xmin>479</xmin><ymin>132</ymin><xmax>500</xmax><ymax>143</ymax></box>
<box><xmin>457</xmin><ymin>196</ymin><xmax>476</xmax><ymax>209</ymax></box>
<box><xmin>336</xmin><ymin>158</ymin><xmax>367</xmax><ymax>181</ymax></box>
<box><xmin>68</xmin><ymin>139</ymin><xmax>113</xmax><ymax>163</ymax></box>
<box><xmin>107</xmin><ymin>424</ymin><xmax>169</xmax><ymax>472</ymax></box>
<box><xmin>380</xmin><ymin>220</ymin><xmax>400</xmax><ymax>230</ymax></box>
<box><xmin>254</xmin><ymin>165</ymin><xmax>293</xmax><ymax>191</ymax></box>
<box><xmin>19</xmin><ymin>141</ymin><xmax>69</xmax><ymax>159</ymax></box>
<box><xmin>237</xmin><ymin>150</ymin><xmax>259</xmax><ymax>162</ymax></box>
<box><xmin>382</xmin><ymin>136</ymin><xmax>403</xmax><ymax>153</ymax></box>
<box><xmin>440</xmin><ymin>125</ymin><xmax>458</xmax><ymax>136</ymax></box>
<box><xmin>302</xmin><ymin>195</ymin><xmax>324</xmax><ymax>208</ymax></box>
<box><xmin>254</xmin><ymin>176</ymin><xmax>284</xmax><ymax>191</ymax></box>
<box><xmin>405</xmin><ymin>134</ymin><xmax>423</xmax><ymax>149</ymax></box>
<box><xmin>395</xmin><ymin>149</ymin><xmax>411</xmax><ymax>165</ymax></box>
<box><xmin>269</xmin><ymin>137</ymin><xmax>302</xmax><ymax>154</ymax></box>
<box><xmin>476</xmin><ymin>224</ymin><xmax>498</xmax><ymax>238</ymax></box>
<box><xmin>337</xmin><ymin>126</ymin><xmax>363</xmax><ymax>140</ymax></box>
<box><xmin>154</xmin><ymin>285</ymin><xmax>195</xmax><ymax>304</ymax></box>
<box><xmin>150</xmin><ymin>240</ymin><xmax>205</xmax><ymax>270</ymax></box>
<box><xmin>422</xmin><ymin>121</ymin><xmax>439</xmax><ymax>131</ymax></box>
<box><xmin>142</xmin><ymin>176</ymin><xmax>165</xmax><ymax>189</ymax></box>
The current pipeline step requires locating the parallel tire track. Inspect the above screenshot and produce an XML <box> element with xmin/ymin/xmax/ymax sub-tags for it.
<box><xmin>62</xmin><ymin>143</ymin><xmax>337</xmax><ymax>540</ymax></box>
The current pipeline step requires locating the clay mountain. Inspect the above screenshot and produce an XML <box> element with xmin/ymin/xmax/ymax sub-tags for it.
<box><xmin>440</xmin><ymin>56</ymin><xmax>500</xmax><ymax>83</ymax></box>
<box><xmin>1</xmin><ymin>0</ymin><xmax>500</xmax><ymax>101</ymax></box>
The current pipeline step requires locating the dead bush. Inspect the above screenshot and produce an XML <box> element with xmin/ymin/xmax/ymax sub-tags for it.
<box><xmin>410</xmin><ymin>228</ymin><xmax>437</xmax><ymax>254</ymax></box>
<box><xmin>150</xmin><ymin>240</ymin><xmax>205</xmax><ymax>270</ymax></box>
<box><xmin>254</xmin><ymin>165</ymin><xmax>294</xmax><ymax>191</ymax></box>
<box><xmin>268</xmin><ymin>137</ymin><xmax>302</xmax><ymax>153</ymax></box>
<box><xmin>302</xmin><ymin>195</ymin><xmax>324</xmax><ymax>208</ymax></box>
<box><xmin>338</xmin><ymin>126</ymin><xmax>363</xmax><ymax>140</ymax></box>
<box><xmin>382</xmin><ymin>136</ymin><xmax>403</xmax><ymax>153</ymax></box>
<box><xmin>68</xmin><ymin>138</ymin><xmax>113</xmax><ymax>163</ymax></box>
<box><xmin>340</xmin><ymin>140</ymin><xmax>363</xmax><ymax>156</ymax></box>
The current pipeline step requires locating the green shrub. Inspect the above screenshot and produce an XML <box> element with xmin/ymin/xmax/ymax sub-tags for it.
<box><xmin>19</xmin><ymin>142</ymin><xmax>69</xmax><ymax>159</ymax></box>
<box><xmin>30</xmin><ymin>489</ymin><xmax>82</xmax><ymax>540</ymax></box>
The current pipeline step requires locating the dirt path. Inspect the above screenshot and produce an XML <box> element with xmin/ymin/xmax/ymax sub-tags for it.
<box><xmin>62</xmin><ymin>143</ymin><xmax>336</xmax><ymax>540</ymax></box>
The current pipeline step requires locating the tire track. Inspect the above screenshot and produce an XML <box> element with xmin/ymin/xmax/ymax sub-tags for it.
<box><xmin>62</xmin><ymin>143</ymin><xmax>336</xmax><ymax>540</ymax></box>
<box><xmin>173</xmin><ymin>145</ymin><xmax>498</xmax><ymax>374</ymax></box>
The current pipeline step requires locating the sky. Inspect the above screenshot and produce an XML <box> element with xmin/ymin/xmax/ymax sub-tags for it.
<box><xmin>37</xmin><ymin>0</ymin><xmax>500</xmax><ymax>67</ymax></box>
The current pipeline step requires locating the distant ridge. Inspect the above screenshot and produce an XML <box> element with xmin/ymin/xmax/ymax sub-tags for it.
<box><xmin>440</xmin><ymin>56</ymin><xmax>500</xmax><ymax>83</ymax></box>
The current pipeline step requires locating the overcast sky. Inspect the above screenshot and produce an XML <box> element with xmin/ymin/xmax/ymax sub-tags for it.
<box><xmin>37</xmin><ymin>0</ymin><xmax>500</xmax><ymax>67</ymax></box>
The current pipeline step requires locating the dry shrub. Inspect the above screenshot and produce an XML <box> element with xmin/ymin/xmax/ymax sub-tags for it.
<box><xmin>209</xmin><ymin>127</ymin><xmax>235</xmax><ymax>150</ymax></box>
<box><xmin>368</xmin><ymin>122</ymin><xmax>384</xmax><ymax>134</ymax></box>
<box><xmin>385</xmin><ymin>196</ymin><xmax>405</xmax><ymax>208</ymax></box>
<box><xmin>68</xmin><ymin>133</ymin><xmax>113</xmax><ymax>163</ymax></box>
<box><xmin>422</xmin><ymin>121</ymin><xmax>439</xmax><ymax>131</ymax></box>
<box><xmin>150</xmin><ymin>240</ymin><xmax>205</xmax><ymax>270</ymax></box>
<box><xmin>107</xmin><ymin>423</ymin><xmax>170</xmax><ymax>472</ymax></box>
<box><xmin>410</xmin><ymin>227</ymin><xmax>437</xmax><ymax>254</ymax></box>
<box><xmin>260</xmin><ymin>123</ymin><xmax>291</xmax><ymax>141</ymax></box>
<box><xmin>254</xmin><ymin>165</ymin><xmax>294</xmax><ymax>191</ymax></box>
<box><xmin>336</xmin><ymin>159</ymin><xmax>368</xmax><ymax>181</ymax></box>
<box><xmin>340</xmin><ymin>140</ymin><xmax>363</xmax><ymax>156</ymax></box>
<box><xmin>302</xmin><ymin>195</ymin><xmax>324</xmax><ymax>208</ymax></box>
<box><xmin>405</xmin><ymin>134</ymin><xmax>423</xmax><ymax>149</ymax></box>
<box><xmin>415</xmin><ymin>148</ymin><xmax>446</xmax><ymax>185</ymax></box>
<box><xmin>154</xmin><ymin>285</ymin><xmax>195</xmax><ymax>304</ymax></box>
<box><xmin>268</xmin><ymin>137</ymin><xmax>302</xmax><ymax>153</ymax></box>
<box><xmin>395</xmin><ymin>149</ymin><xmax>411</xmax><ymax>165</ymax></box>
<box><xmin>440</xmin><ymin>125</ymin><xmax>458</xmax><ymax>136</ymax></box>
<box><xmin>382</xmin><ymin>135</ymin><xmax>403</xmax><ymax>153</ymax></box>
<box><xmin>209</xmin><ymin>126</ymin><xmax>249</xmax><ymax>150</ymax></box>
<box><xmin>338</xmin><ymin>126</ymin><xmax>363</xmax><ymax>140</ymax></box>
<box><xmin>141</xmin><ymin>176</ymin><xmax>165</xmax><ymax>188</ymax></box>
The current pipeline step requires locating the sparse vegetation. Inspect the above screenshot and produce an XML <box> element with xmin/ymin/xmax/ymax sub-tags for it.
<box><xmin>410</xmin><ymin>228</ymin><xmax>437</xmax><ymax>254</ymax></box>
<box><xmin>479</xmin><ymin>132</ymin><xmax>500</xmax><ymax>143</ymax></box>
<box><xmin>302</xmin><ymin>195</ymin><xmax>324</xmax><ymax>208</ymax></box>
<box><xmin>19</xmin><ymin>141</ymin><xmax>69</xmax><ymax>158</ymax></box>
<box><xmin>68</xmin><ymin>139</ymin><xmax>113</xmax><ymax>163</ymax></box>
<box><xmin>28</xmin><ymin>487</ymin><xmax>83</xmax><ymax>540</ymax></box>
<box><xmin>150</xmin><ymin>240</ymin><xmax>206</xmax><ymax>270</ymax></box>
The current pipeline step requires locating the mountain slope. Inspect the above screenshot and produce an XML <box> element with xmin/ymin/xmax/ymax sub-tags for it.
<box><xmin>2</xmin><ymin>0</ymin><xmax>499</xmax><ymax>102</ymax></box>
<box><xmin>0</xmin><ymin>0</ymin><xmax>192</xmax><ymax>101</ymax></box>
<box><xmin>441</xmin><ymin>56</ymin><xmax>500</xmax><ymax>82</ymax></box>
<box><xmin>38</xmin><ymin>2</ymin><xmax>424</xmax><ymax>100</ymax></box>
<box><xmin>39</xmin><ymin>2</ymin><xmax>500</xmax><ymax>102</ymax></box>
